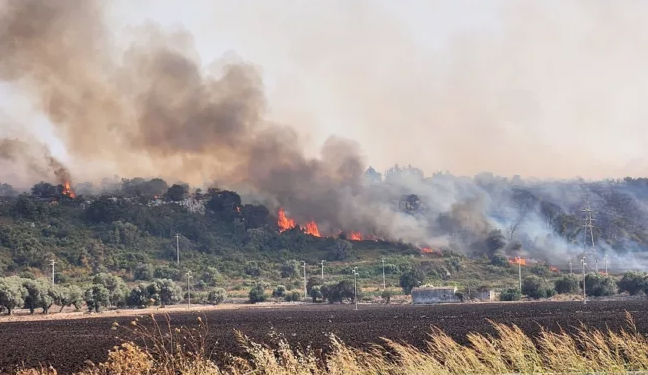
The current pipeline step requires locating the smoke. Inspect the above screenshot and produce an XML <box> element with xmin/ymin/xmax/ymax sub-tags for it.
<box><xmin>2</xmin><ymin>0</ymin><xmax>648</xmax><ymax>269</ymax></box>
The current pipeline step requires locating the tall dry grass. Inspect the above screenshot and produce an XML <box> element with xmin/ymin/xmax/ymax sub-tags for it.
<box><xmin>16</xmin><ymin>312</ymin><xmax>648</xmax><ymax>375</ymax></box>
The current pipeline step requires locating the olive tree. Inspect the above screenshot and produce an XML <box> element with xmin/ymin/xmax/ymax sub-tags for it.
<box><xmin>84</xmin><ymin>284</ymin><xmax>110</xmax><ymax>312</ymax></box>
<box><xmin>147</xmin><ymin>279</ymin><xmax>181</xmax><ymax>307</ymax></box>
<box><xmin>0</xmin><ymin>277</ymin><xmax>27</xmax><ymax>315</ymax></box>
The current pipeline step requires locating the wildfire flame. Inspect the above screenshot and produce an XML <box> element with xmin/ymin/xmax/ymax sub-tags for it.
<box><xmin>62</xmin><ymin>181</ymin><xmax>76</xmax><ymax>198</ymax></box>
<box><xmin>349</xmin><ymin>231</ymin><xmax>363</xmax><ymax>241</ymax></box>
<box><xmin>277</xmin><ymin>208</ymin><xmax>296</xmax><ymax>232</ymax></box>
<box><xmin>509</xmin><ymin>257</ymin><xmax>527</xmax><ymax>266</ymax></box>
<box><xmin>304</xmin><ymin>221</ymin><xmax>321</xmax><ymax>237</ymax></box>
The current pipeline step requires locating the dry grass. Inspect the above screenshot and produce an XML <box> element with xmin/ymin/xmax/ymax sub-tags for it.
<box><xmin>17</xmin><ymin>312</ymin><xmax>648</xmax><ymax>375</ymax></box>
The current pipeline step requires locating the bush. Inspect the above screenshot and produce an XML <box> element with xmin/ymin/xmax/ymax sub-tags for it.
<box><xmin>272</xmin><ymin>285</ymin><xmax>286</xmax><ymax>298</ymax></box>
<box><xmin>522</xmin><ymin>275</ymin><xmax>555</xmax><ymax>299</ymax></box>
<box><xmin>248</xmin><ymin>283</ymin><xmax>266</xmax><ymax>303</ymax></box>
<box><xmin>500</xmin><ymin>288</ymin><xmax>521</xmax><ymax>301</ymax></box>
<box><xmin>285</xmin><ymin>290</ymin><xmax>301</xmax><ymax>302</ymax></box>
<box><xmin>554</xmin><ymin>275</ymin><xmax>580</xmax><ymax>294</ymax></box>
<box><xmin>244</xmin><ymin>261</ymin><xmax>261</xmax><ymax>277</ymax></box>
<box><xmin>133</xmin><ymin>263</ymin><xmax>154</xmax><ymax>281</ymax></box>
<box><xmin>490</xmin><ymin>255</ymin><xmax>509</xmax><ymax>267</ymax></box>
<box><xmin>280</xmin><ymin>260</ymin><xmax>300</xmax><ymax>278</ymax></box>
<box><xmin>322</xmin><ymin>280</ymin><xmax>356</xmax><ymax>303</ymax></box>
<box><xmin>84</xmin><ymin>284</ymin><xmax>110</xmax><ymax>312</ymax></box>
<box><xmin>146</xmin><ymin>279</ymin><xmax>182</xmax><ymax>307</ymax></box>
<box><xmin>208</xmin><ymin>288</ymin><xmax>227</xmax><ymax>305</ymax></box>
<box><xmin>0</xmin><ymin>276</ymin><xmax>27</xmax><ymax>315</ymax></box>
<box><xmin>584</xmin><ymin>273</ymin><xmax>617</xmax><ymax>297</ymax></box>
<box><xmin>127</xmin><ymin>284</ymin><xmax>151</xmax><ymax>308</ymax></box>
<box><xmin>617</xmin><ymin>272</ymin><xmax>647</xmax><ymax>295</ymax></box>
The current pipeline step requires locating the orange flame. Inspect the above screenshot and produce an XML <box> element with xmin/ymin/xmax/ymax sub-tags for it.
<box><xmin>420</xmin><ymin>247</ymin><xmax>440</xmax><ymax>255</ymax></box>
<box><xmin>509</xmin><ymin>257</ymin><xmax>526</xmax><ymax>266</ymax></box>
<box><xmin>349</xmin><ymin>231</ymin><xmax>363</xmax><ymax>241</ymax></box>
<box><xmin>277</xmin><ymin>208</ymin><xmax>296</xmax><ymax>232</ymax></box>
<box><xmin>62</xmin><ymin>181</ymin><xmax>76</xmax><ymax>198</ymax></box>
<box><xmin>304</xmin><ymin>221</ymin><xmax>321</xmax><ymax>237</ymax></box>
<box><xmin>550</xmin><ymin>266</ymin><xmax>559</xmax><ymax>272</ymax></box>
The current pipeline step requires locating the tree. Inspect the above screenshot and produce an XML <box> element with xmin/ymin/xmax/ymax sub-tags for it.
<box><xmin>306</xmin><ymin>277</ymin><xmax>321</xmax><ymax>295</ymax></box>
<box><xmin>166</xmin><ymin>184</ymin><xmax>189</xmax><ymax>201</ymax></box>
<box><xmin>134</xmin><ymin>263</ymin><xmax>154</xmax><ymax>281</ymax></box>
<box><xmin>31</xmin><ymin>182</ymin><xmax>57</xmax><ymax>198</ymax></box>
<box><xmin>617</xmin><ymin>272</ymin><xmax>647</xmax><ymax>295</ymax></box>
<box><xmin>554</xmin><ymin>275</ymin><xmax>580</xmax><ymax>294</ymax></box>
<box><xmin>244</xmin><ymin>261</ymin><xmax>261</xmax><ymax>277</ymax></box>
<box><xmin>0</xmin><ymin>277</ymin><xmax>27</xmax><ymax>315</ymax></box>
<box><xmin>147</xmin><ymin>279</ymin><xmax>181</xmax><ymax>307</ymax></box>
<box><xmin>399</xmin><ymin>268</ymin><xmax>426</xmax><ymax>295</ymax></box>
<box><xmin>22</xmin><ymin>279</ymin><xmax>53</xmax><ymax>314</ymax></box>
<box><xmin>285</xmin><ymin>290</ymin><xmax>301</xmax><ymax>302</ymax></box>
<box><xmin>500</xmin><ymin>288</ymin><xmax>521</xmax><ymax>301</ymax></box>
<box><xmin>58</xmin><ymin>285</ymin><xmax>83</xmax><ymax>312</ymax></box>
<box><xmin>208</xmin><ymin>288</ymin><xmax>227</xmax><ymax>305</ymax></box>
<box><xmin>248</xmin><ymin>283</ymin><xmax>267</xmax><ymax>303</ymax></box>
<box><xmin>280</xmin><ymin>260</ymin><xmax>300</xmax><ymax>278</ymax></box>
<box><xmin>272</xmin><ymin>285</ymin><xmax>286</xmax><ymax>298</ymax></box>
<box><xmin>331</xmin><ymin>239</ymin><xmax>353</xmax><ymax>260</ymax></box>
<box><xmin>322</xmin><ymin>280</ymin><xmax>355</xmax><ymax>303</ymax></box>
<box><xmin>310</xmin><ymin>285</ymin><xmax>323</xmax><ymax>302</ymax></box>
<box><xmin>522</xmin><ymin>275</ymin><xmax>555</xmax><ymax>299</ymax></box>
<box><xmin>84</xmin><ymin>284</ymin><xmax>110</xmax><ymax>312</ymax></box>
<box><xmin>127</xmin><ymin>284</ymin><xmax>151</xmax><ymax>308</ymax></box>
<box><xmin>381</xmin><ymin>290</ymin><xmax>392</xmax><ymax>304</ymax></box>
<box><xmin>201</xmin><ymin>267</ymin><xmax>221</xmax><ymax>286</ymax></box>
<box><xmin>92</xmin><ymin>273</ymin><xmax>129</xmax><ymax>307</ymax></box>
<box><xmin>583</xmin><ymin>273</ymin><xmax>617</xmax><ymax>297</ymax></box>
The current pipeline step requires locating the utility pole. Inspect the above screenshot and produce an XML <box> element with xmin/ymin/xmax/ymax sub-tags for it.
<box><xmin>581</xmin><ymin>257</ymin><xmax>587</xmax><ymax>305</ymax></box>
<box><xmin>518</xmin><ymin>261</ymin><xmax>522</xmax><ymax>291</ymax></box>
<box><xmin>604</xmin><ymin>254</ymin><xmax>608</xmax><ymax>275</ymax></box>
<box><xmin>381</xmin><ymin>257</ymin><xmax>386</xmax><ymax>290</ymax></box>
<box><xmin>569</xmin><ymin>259</ymin><xmax>573</xmax><ymax>275</ymax></box>
<box><xmin>303</xmin><ymin>261</ymin><xmax>307</xmax><ymax>298</ymax></box>
<box><xmin>320</xmin><ymin>260</ymin><xmax>325</xmax><ymax>281</ymax></box>
<box><xmin>175</xmin><ymin>233</ymin><xmax>180</xmax><ymax>266</ymax></box>
<box><xmin>186</xmin><ymin>271</ymin><xmax>192</xmax><ymax>309</ymax></box>
<box><xmin>353</xmin><ymin>267</ymin><xmax>358</xmax><ymax>311</ymax></box>
<box><xmin>50</xmin><ymin>259</ymin><xmax>56</xmax><ymax>284</ymax></box>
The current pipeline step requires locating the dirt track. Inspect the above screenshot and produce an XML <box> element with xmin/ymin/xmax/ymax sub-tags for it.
<box><xmin>1</xmin><ymin>300</ymin><xmax>647</xmax><ymax>373</ymax></box>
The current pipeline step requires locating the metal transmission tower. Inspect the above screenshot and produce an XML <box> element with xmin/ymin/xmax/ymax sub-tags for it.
<box><xmin>581</xmin><ymin>203</ymin><xmax>600</xmax><ymax>271</ymax></box>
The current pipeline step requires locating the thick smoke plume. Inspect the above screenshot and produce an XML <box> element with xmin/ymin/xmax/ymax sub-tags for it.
<box><xmin>1</xmin><ymin>0</ymin><xmax>648</xmax><ymax>269</ymax></box>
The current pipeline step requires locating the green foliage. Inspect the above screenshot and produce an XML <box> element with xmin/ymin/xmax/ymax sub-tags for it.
<box><xmin>92</xmin><ymin>273</ymin><xmax>129</xmax><ymax>307</ymax></box>
<box><xmin>147</xmin><ymin>279</ymin><xmax>182</xmax><ymax>307</ymax></box>
<box><xmin>248</xmin><ymin>283</ymin><xmax>266</xmax><ymax>303</ymax></box>
<box><xmin>272</xmin><ymin>285</ymin><xmax>286</xmax><ymax>298</ymax></box>
<box><xmin>166</xmin><ymin>184</ymin><xmax>189</xmax><ymax>201</ymax></box>
<box><xmin>84</xmin><ymin>284</ymin><xmax>110</xmax><ymax>312</ymax></box>
<box><xmin>201</xmin><ymin>267</ymin><xmax>221</xmax><ymax>286</ymax></box>
<box><xmin>500</xmin><ymin>288</ymin><xmax>521</xmax><ymax>301</ymax></box>
<box><xmin>322</xmin><ymin>280</ymin><xmax>355</xmax><ymax>303</ymax></box>
<box><xmin>554</xmin><ymin>275</ymin><xmax>580</xmax><ymax>294</ymax></box>
<box><xmin>0</xmin><ymin>276</ymin><xmax>27</xmax><ymax>314</ymax></box>
<box><xmin>280</xmin><ymin>260</ymin><xmax>300</xmax><ymax>278</ymax></box>
<box><xmin>127</xmin><ymin>284</ymin><xmax>151</xmax><ymax>308</ymax></box>
<box><xmin>331</xmin><ymin>239</ymin><xmax>353</xmax><ymax>260</ymax></box>
<box><xmin>244</xmin><ymin>261</ymin><xmax>261</xmax><ymax>277</ymax></box>
<box><xmin>285</xmin><ymin>290</ymin><xmax>301</xmax><ymax>302</ymax></box>
<box><xmin>309</xmin><ymin>285</ymin><xmax>323</xmax><ymax>302</ymax></box>
<box><xmin>522</xmin><ymin>275</ymin><xmax>555</xmax><ymax>299</ymax></box>
<box><xmin>208</xmin><ymin>288</ymin><xmax>227</xmax><ymax>305</ymax></box>
<box><xmin>134</xmin><ymin>263</ymin><xmax>154</xmax><ymax>281</ymax></box>
<box><xmin>399</xmin><ymin>268</ymin><xmax>426</xmax><ymax>295</ymax></box>
<box><xmin>381</xmin><ymin>289</ymin><xmax>392</xmax><ymax>304</ymax></box>
<box><xmin>22</xmin><ymin>278</ymin><xmax>54</xmax><ymax>314</ymax></box>
<box><xmin>584</xmin><ymin>273</ymin><xmax>617</xmax><ymax>297</ymax></box>
<box><xmin>306</xmin><ymin>277</ymin><xmax>321</xmax><ymax>295</ymax></box>
<box><xmin>617</xmin><ymin>272</ymin><xmax>647</xmax><ymax>295</ymax></box>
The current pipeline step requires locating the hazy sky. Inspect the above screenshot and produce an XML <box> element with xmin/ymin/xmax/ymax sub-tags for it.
<box><xmin>3</xmin><ymin>0</ymin><xmax>648</xmax><ymax>180</ymax></box>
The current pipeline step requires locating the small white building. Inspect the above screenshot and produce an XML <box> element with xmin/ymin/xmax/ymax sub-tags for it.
<box><xmin>411</xmin><ymin>286</ymin><xmax>460</xmax><ymax>304</ymax></box>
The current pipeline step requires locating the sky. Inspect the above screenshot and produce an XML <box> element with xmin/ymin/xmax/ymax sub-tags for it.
<box><xmin>2</xmin><ymin>0</ymin><xmax>648</xmax><ymax>181</ymax></box>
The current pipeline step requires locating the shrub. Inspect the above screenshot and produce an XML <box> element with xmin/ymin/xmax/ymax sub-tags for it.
<box><xmin>84</xmin><ymin>284</ymin><xmax>110</xmax><ymax>312</ymax></box>
<box><xmin>322</xmin><ymin>280</ymin><xmax>356</xmax><ymax>303</ymax></box>
<box><xmin>207</xmin><ymin>288</ymin><xmax>227</xmax><ymax>305</ymax></box>
<box><xmin>280</xmin><ymin>260</ymin><xmax>300</xmax><ymax>278</ymax></box>
<box><xmin>584</xmin><ymin>273</ymin><xmax>617</xmax><ymax>297</ymax></box>
<box><xmin>500</xmin><ymin>288</ymin><xmax>521</xmax><ymax>301</ymax></box>
<box><xmin>248</xmin><ymin>283</ymin><xmax>266</xmax><ymax>303</ymax></box>
<box><xmin>0</xmin><ymin>276</ymin><xmax>27</xmax><ymax>315</ymax></box>
<box><xmin>309</xmin><ymin>285</ymin><xmax>323</xmax><ymax>302</ymax></box>
<box><xmin>617</xmin><ymin>272</ymin><xmax>647</xmax><ymax>295</ymax></box>
<box><xmin>133</xmin><ymin>263</ymin><xmax>154</xmax><ymax>281</ymax></box>
<box><xmin>146</xmin><ymin>279</ymin><xmax>182</xmax><ymax>307</ymax></box>
<box><xmin>554</xmin><ymin>275</ymin><xmax>580</xmax><ymax>294</ymax></box>
<box><xmin>522</xmin><ymin>275</ymin><xmax>555</xmax><ymax>299</ymax></box>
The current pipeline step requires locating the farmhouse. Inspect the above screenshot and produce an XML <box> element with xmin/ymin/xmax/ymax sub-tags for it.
<box><xmin>411</xmin><ymin>286</ymin><xmax>460</xmax><ymax>304</ymax></box>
